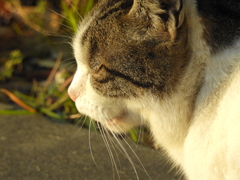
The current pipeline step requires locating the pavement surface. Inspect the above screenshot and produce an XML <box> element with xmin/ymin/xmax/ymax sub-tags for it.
<box><xmin>0</xmin><ymin>103</ymin><xmax>183</xmax><ymax>180</ymax></box>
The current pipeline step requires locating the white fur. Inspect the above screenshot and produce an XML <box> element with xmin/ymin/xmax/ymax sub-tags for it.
<box><xmin>69</xmin><ymin>11</ymin><xmax>98</xmax><ymax>100</ymax></box>
<box><xmin>184</xmin><ymin>42</ymin><xmax>240</xmax><ymax>180</ymax></box>
<box><xmin>68</xmin><ymin>0</ymin><xmax>240</xmax><ymax>179</ymax></box>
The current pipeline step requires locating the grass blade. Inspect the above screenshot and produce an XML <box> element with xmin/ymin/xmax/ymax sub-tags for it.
<box><xmin>0</xmin><ymin>89</ymin><xmax>36</xmax><ymax>113</ymax></box>
<box><xmin>39</xmin><ymin>107</ymin><xmax>65</xmax><ymax>121</ymax></box>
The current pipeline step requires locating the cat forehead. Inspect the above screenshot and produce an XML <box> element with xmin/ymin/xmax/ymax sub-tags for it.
<box><xmin>72</xmin><ymin>9</ymin><xmax>128</xmax><ymax>65</ymax></box>
<box><xmin>72</xmin><ymin>0</ymin><xmax>172</xmax><ymax>66</ymax></box>
<box><xmin>72</xmin><ymin>9</ymin><xmax>101</xmax><ymax>65</ymax></box>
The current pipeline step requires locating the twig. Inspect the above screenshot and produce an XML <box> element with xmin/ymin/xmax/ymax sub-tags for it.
<box><xmin>0</xmin><ymin>88</ymin><xmax>36</xmax><ymax>113</ymax></box>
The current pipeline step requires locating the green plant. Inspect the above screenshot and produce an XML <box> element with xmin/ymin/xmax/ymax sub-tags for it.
<box><xmin>0</xmin><ymin>50</ymin><xmax>24</xmax><ymax>81</ymax></box>
<box><xmin>60</xmin><ymin>0</ymin><xmax>95</xmax><ymax>33</ymax></box>
<box><xmin>0</xmin><ymin>53</ymin><xmax>98</xmax><ymax>131</ymax></box>
<box><xmin>2</xmin><ymin>54</ymin><xmax>65</xmax><ymax>114</ymax></box>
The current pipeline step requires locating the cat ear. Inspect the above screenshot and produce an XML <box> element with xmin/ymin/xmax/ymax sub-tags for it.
<box><xmin>161</xmin><ymin>0</ymin><xmax>184</xmax><ymax>28</ymax></box>
<box><xmin>129</xmin><ymin>0</ymin><xmax>184</xmax><ymax>28</ymax></box>
<box><xmin>128</xmin><ymin>0</ymin><xmax>144</xmax><ymax>17</ymax></box>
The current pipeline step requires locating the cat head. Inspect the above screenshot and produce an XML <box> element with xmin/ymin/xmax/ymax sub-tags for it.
<box><xmin>68</xmin><ymin>0</ymin><xmax>190</xmax><ymax>133</ymax></box>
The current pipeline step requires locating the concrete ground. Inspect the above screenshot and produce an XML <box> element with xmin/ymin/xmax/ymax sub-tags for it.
<box><xmin>0</xmin><ymin>103</ymin><xmax>182</xmax><ymax>180</ymax></box>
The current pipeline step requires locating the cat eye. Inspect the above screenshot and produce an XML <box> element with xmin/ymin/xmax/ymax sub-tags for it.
<box><xmin>91</xmin><ymin>65</ymin><xmax>111</xmax><ymax>83</ymax></box>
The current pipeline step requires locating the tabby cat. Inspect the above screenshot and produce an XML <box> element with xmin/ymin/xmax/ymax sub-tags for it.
<box><xmin>68</xmin><ymin>0</ymin><xmax>240</xmax><ymax>179</ymax></box>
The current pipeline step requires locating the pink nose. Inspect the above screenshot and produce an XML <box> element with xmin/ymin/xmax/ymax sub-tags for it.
<box><xmin>68</xmin><ymin>88</ymin><xmax>79</xmax><ymax>102</ymax></box>
<box><xmin>68</xmin><ymin>70</ymin><xmax>87</xmax><ymax>102</ymax></box>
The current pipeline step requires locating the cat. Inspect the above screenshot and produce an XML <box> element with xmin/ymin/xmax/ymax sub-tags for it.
<box><xmin>68</xmin><ymin>0</ymin><xmax>240</xmax><ymax>179</ymax></box>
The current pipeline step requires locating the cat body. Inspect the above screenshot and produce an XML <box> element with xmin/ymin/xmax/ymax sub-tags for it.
<box><xmin>68</xmin><ymin>0</ymin><xmax>240</xmax><ymax>179</ymax></box>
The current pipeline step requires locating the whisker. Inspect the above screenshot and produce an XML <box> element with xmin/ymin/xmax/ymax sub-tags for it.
<box><xmin>72</xmin><ymin>115</ymin><xmax>88</xmax><ymax>135</ymax></box>
<box><xmin>61</xmin><ymin>57</ymin><xmax>75</xmax><ymax>63</ymax></box>
<box><xmin>101</xmin><ymin>113</ymin><xmax>123</xmax><ymax>169</ymax></box>
<box><xmin>100</xmin><ymin>111</ymin><xmax>143</xmax><ymax>180</ymax></box>
<box><xmin>42</xmin><ymin>13</ymin><xmax>76</xmax><ymax>32</ymax></box>
<box><xmin>99</xmin><ymin>109</ymin><xmax>120</xmax><ymax>180</ymax></box>
<box><xmin>114</xmin><ymin>127</ymin><xmax>152</xmax><ymax>180</ymax></box>
<box><xmin>60</xmin><ymin>61</ymin><xmax>76</xmax><ymax>71</ymax></box>
<box><xmin>66</xmin><ymin>63</ymin><xmax>77</xmax><ymax>74</ymax></box>
<box><xmin>97</xmin><ymin>123</ymin><xmax>119</xmax><ymax>180</ymax></box>
<box><xmin>104</xmin><ymin>130</ymin><xmax>122</xmax><ymax>168</ymax></box>
<box><xmin>138</xmin><ymin>116</ymin><xmax>145</xmax><ymax>145</ymax></box>
<box><xmin>53</xmin><ymin>40</ymin><xmax>74</xmax><ymax>49</ymax></box>
<box><xmin>47</xmin><ymin>32</ymin><xmax>73</xmax><ymax>39</ymax></box>
<box><xmin>89</xmin><ymin>119</ymin><xmax>100</xmax><ymax>170</ymax></box>
<box><xmin>109</xmin><ymin>130</ymin><xmax>140</xmax><ymax>180</ymax></box>
<box><xmin>48</xmin><ymin>8</ymin><xmax>74</xmax><ymax>23</ymax></box>
<box><xmin>140</xmin><ymin>126</ymin><xmax>145</xmax><ymax>146</ymax></box>
<box><xmin>103</xmin><ymin>110</ymin><xmax>151</xmax><ymax>180</ymax></box>
<box><xmin>66</xmin><ymin>0</ymin><xmax>83</xmax><ymax>21</ymax></box>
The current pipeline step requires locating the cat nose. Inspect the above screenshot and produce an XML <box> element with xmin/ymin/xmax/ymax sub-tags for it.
<box><xmin>68</xmin><ymin>88</ymin><xmax>79</xmax><ymax>102</ymax></box>
<box><xmin>68</xmin><ymin>68</ymin><xmax>88</xmax><ymax>102</ymax></box>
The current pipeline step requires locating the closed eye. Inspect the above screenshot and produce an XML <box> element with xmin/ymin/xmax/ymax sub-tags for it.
<box><xmin>92</xmin><ymin>65</ymin><xmax>112</xmax><ymax>83</ymax></box>
<box><xmin>92</xmin><ymin>65</ymin><xmax>153</xmax><ymax>88</ymax></box>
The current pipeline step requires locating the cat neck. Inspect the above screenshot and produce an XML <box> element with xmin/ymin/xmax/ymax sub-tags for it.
<box><xmin>145</xmin><ymin>0</ymin><xmax>240</xmax><ymax>167</ymax></box>
<box><xmin>146</xmin><ymin>0</ymin><xmax>211</xmax><ymax>165</ymax></box>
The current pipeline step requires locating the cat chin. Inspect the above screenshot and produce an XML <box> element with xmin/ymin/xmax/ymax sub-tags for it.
<box><xmin>74</xmin><ymin>95</ymin><xmax>142</xmax><ymax>134</ymax></box>
<box><xmin>103</xmin><ymin>122</ymin><xmax>133</xmax><ymax>134</ymax></box>
<box><xmin>86</xmin><ymin>108</ymin><xmax>141</xmax><ymax>134</ymax></box>
<box><xmin>102</xmin><ymin>116</ymin><xmax>137</xmax><ymax>134</ymax></box>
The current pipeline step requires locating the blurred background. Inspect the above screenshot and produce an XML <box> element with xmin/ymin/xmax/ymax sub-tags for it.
<box><xmin>0</xmin><ymin>0</ymin><xmax>97</xmax><ymax>127</ymax></box>
<box><xmin>0</xmin><ymin>0</ymin><xmax>152</xmax><ymax>146</ymax></box>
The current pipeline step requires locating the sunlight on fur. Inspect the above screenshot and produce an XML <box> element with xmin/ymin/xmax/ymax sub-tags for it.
<box><xmin>67</xmin><ymin>0</ymin><xmax>240</xmax><ymax>179</ymax></box>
